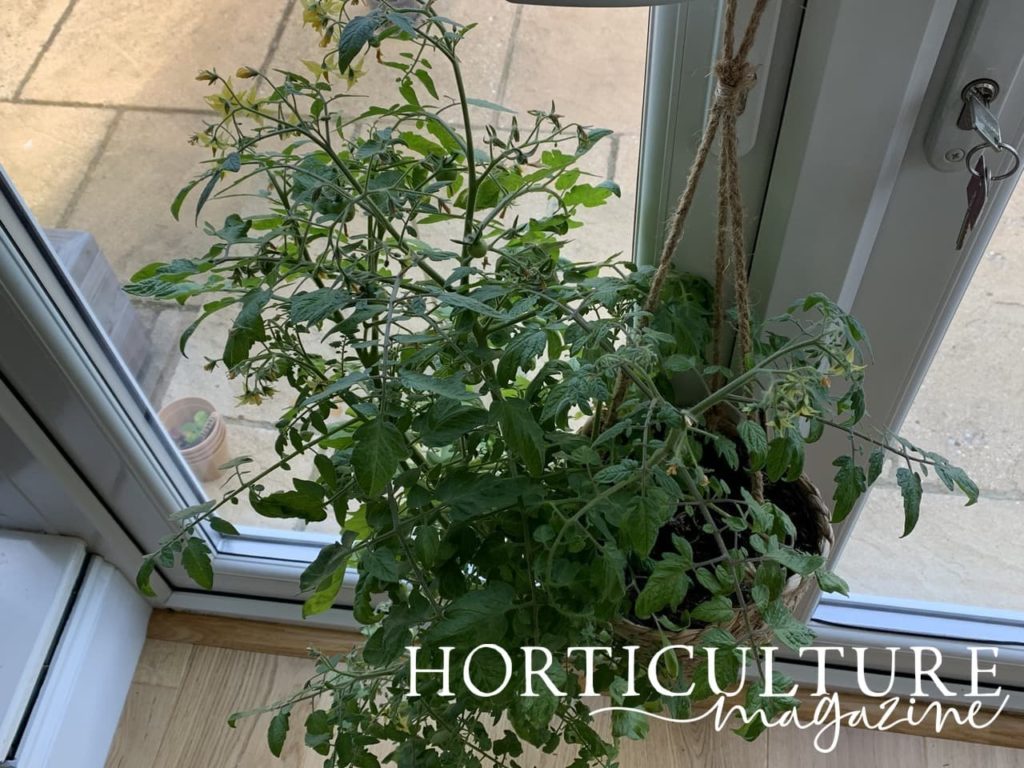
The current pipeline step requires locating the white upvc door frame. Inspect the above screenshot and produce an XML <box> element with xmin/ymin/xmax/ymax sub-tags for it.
<box><xmin>751</xmin><ymin>0</ymin><xmax>1024</xmax><ymax>700</ymax></box>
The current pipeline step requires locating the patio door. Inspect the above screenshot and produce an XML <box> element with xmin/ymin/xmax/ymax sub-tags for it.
<box><xmin>5</xmin><ymin>0</ymin><xmax>1019</xmax><ymax>703</ymax></box>
<box><xmin>747</xmin><ymin>0</ymin><xmax>1024</xmax><ymax>697</ymax></box>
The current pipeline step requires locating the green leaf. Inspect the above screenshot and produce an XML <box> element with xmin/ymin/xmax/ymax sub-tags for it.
<box><xmin>181</xmin><ymin>537</ymin><xmax>214</xmax><ymax>590</ymax></box>
<box><xmin>815</xmin><ymin>569</ymin><xmax>850</xmax><ymax>596</ymax></box>
<box><xmin>251</xmin><ymin>489</ymin><xmax>327</xmax><ymax>522</ymax></box>
<box><xmin>593</xmin><ymin>459</ymin><xmax>639</xmax><ymax>485</ymax></box>
<box><xmin>753</xmin><ymin>561</ymin><xmax>785</xmax><ymax>605</ymax></box>
<box><xmin>611</xmin><ymin>710</ymin><xmax>649</xmax><ymax>741</ymax></box>
<box><xmin>123</xmin><ymin>276</ymin><xmax>206</xmax><ymax>304</ymax></box>
<box><xmin>710</xmin><ymin>434</ymin><xmax>739</xmax><ymax>471</ymax></box>
<box><xmin>831</xmin><ymin>455</ymin><xmax>867</xmax><ymax>522</ymax></box>
<box><xmin>564</xmin><ymin>184</ymin><xmax>614</xmax><ymax>208</ymax></box>
<box><xmin>434</xmin><ymin>290</ymin><xmax>510</xmax><ymax>320</ymax></box>
<box><xmin>300</xmin><ymin>535</ymin><xmax>355</xmax><ymax>592</ymax></box>
<box><xmin>170</xmin><ymin>177</ymin><xmax>200</xmax><ymax>221</ymax></box>
<box><xmin>352</xmin><ymin>418</ymin><xmax>408</xmax><ymax>496</ymax></box>
<box><xmin>413</xmin><ymin>526</ymin><xmax>440</xmax><ymax>567</ymax></box>
<box><xmin>297</xmin><ymin>371</ymin><xmax>370</xmax><ymax>409</ymax></box>
<box><xmin>194</xmin><ymin>171</ymin><xmax>220</xmax><ymax>224</ymax></box>
<box><xmin>465</xmin><ymin>97</ymin><xmax>516</xmax><ymax>114</ymax></box>
<box><xmin>303</xmin><ymin>567</ymin><xmax>344</xmax><ymax>618</ymax></box>
<box><xmin>399</xmin><ymin>370</ymin><xmax>477</xmax><ymax>401</ymax></box>
<box><xmin>762</xmin><ymin>600</ymin><xmax>815</xmax><ymax>650</ymax></box>
<box><xmin>209</xmin><ymin>516</ymin><xmax>240</xmax><ymax>536</ymax></box>
<box><xmin>764</xmin><ymin>544</ymin><xmax>824</xmax><ymax>576</ymax></box>
<box><xmin>867</xmin><ymin>448</ymin><xmax>885</xmax><ymax>485</ymax></box>
<box><xmin>169</xmin><ymin>499</ymin><xmax>217</xmax><ymax>522</ymax></box>
<box><xmin>413</xmin><ymin>402</ymin><xmax>489</xmax><ymax>447</ymax></box>
<box><xmin>663</xmin><ymin>354</ymin><xmax>697</xmax><ymax>373</ymax></box>
<box><xmin>765</xmin><ymin>437</ymin><xmax>791</xmax><ymax>483</ymax></box>
<box><xmin>363</xmin><ymin>618</ymin><xmax>413</xmax><ymax>666</ymax></box>
<box><xmin>337</xmin><ymin>12</ymin><xmax>382</xmax><ymax>72</ymax></box>
<box><xmin>691</xmin><ymin>595</ymin><xmax>734</xmax><ymax>624</ymax></box>
<box><xmin>223</xmin><ymin>290</ymin><xmax>270</xmax><ymax>368</ymax></box>
<box><xmin>360</xmin><ymin>547</ymin><xmax>404</xmax><ymax>583</ymax></box>
<box><xmin>213</xmin><ymin>213</ymin><xmax>251</xmax><ymax>243</ymax></box>
<box><xmin>413</xmin><ymin>69</ymin><xmax>438</xmax><ymax>99</ymax></box>
<box><xmin>425</xmin><ymin>118</ymin><xmax>465</xmax><ymax>154</ymax></box>
<box><xmin>289</xmin><ymin>288</ymin><xmax>350</xmax><ymax>325</ymax></box>
<box><xmin>268</xmin><ymin>710</ymin><xmax>290</xmax><ymax>758</ymax></box>
<box><xmin>738</xmin><ymin>420</ymin><xmax>768</xmax><ymax>470</ymax></box>
<box><xmin>896</xmin><ymin>467</ymin><xmax>923</xmax><ymax>537</ymax></box>
<box><xmin>423</xmin><ymin>582</ymin><xmax>515</xmax><ymax>644</ymax></box>
<box><xmin>136</xmin><ymin>558</ymin><xmax>157</xmax><ymax>598</ymax></box>
<box><xmin>399</xmin><ymin>132</ymin><xmax>445</xmax><ymax>160</ymax></box>
<box><xmin>496</xmin><ymin>330</ymin><xmax>547</xmax><ymax>385</ymax></box>
<box><xmin>436</xmin><ymin>470</ymin><xmax>523</xmax><ymax>520</ymax></box>
<box><xmin>398</xmin><ymin>77</ymin><xmax>420</xmax><ymax>107</ymax></box>
<box><xmin>494</xmin><ymin>399</ymin><xmax>546</xmax><ymax>477</ymax></box>
<box><xmin>933</xmin><ymin>462</ymin><xmax>979</xmax><ymax>505</ymax></box>
<box><xmin>635</xmin><ymin>553</ymin><xmax>691</xmax><ymax>618</ymax></box>
<box><xmin>623</xmin><ymin>491</ymin><xmax>673</xmax><ymax>558</ymax></box>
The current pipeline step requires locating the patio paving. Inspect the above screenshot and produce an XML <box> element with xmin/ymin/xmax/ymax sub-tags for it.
<box><xmin>0</xmin><ymin>0</ymin><xmax>1021</xmax><ymax>617</ymax></box>
<box><xmin>0</xmin><ymin>0</ymin><xmax>648</xmax><ymax>533</ymax></box>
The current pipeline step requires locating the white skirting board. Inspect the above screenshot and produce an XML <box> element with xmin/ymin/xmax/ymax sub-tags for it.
<box><xmin>9</xmin><ymin>558</ymin><xmax>150</xmax><ymax>768</ymax></box>
<box><xmin>0</xmin><ymin>531</ymin><xmax>85</xmax><ymax>759</ymax></box>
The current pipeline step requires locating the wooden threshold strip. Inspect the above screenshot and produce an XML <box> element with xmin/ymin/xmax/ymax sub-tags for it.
<box><xmin>148</xmin><ymin>608</ymin><xmax>361</xmax><ymax>658</ymax></box>
<box><xmin>147</xmin><ymin>609</ymin><xmax>1024</xmax><ymax>750</ymax></box>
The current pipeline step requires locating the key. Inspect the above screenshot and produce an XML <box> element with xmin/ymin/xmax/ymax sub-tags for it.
<box><xmin>957</xmin><ymin>155</ymin><xmax>989</xmax><ymax>250</ymax></box>
<box><xmin>966</xmin><ymin>92</ymin><xmax>1002</xmax><ymax>150</ymax></box>
<box><xmin>957</xmin><ymin>82</ymin><xmax>1002</xmax><ymax>150</ymax></box>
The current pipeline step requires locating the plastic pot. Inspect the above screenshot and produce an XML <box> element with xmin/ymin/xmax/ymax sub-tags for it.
<box><xmin>158</xmin><ymin>397</ymin><xmax>230</xmax><ymax>482</ymax></box>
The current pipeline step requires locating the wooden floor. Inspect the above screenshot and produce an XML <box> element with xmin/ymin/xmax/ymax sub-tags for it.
<box><xmin>106</xmin><ymin>637</ymin><xmax>1024</xmax><ymax>767</ymax></box>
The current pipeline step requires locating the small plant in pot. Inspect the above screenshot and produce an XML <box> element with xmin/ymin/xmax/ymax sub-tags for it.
<box><xmin>158</xmin><ymin>396</ymin><xmax>229</xmax><ymax>482</ymax></box>
<box><xmin>176</xmin><ymin>407</ymin><xmax>211</xmax><ymax>449</ymax></box>
<box><xmin>132</xmin><ymin>1</ymin><xmax>979</xmax><ymax>765</ymax></box>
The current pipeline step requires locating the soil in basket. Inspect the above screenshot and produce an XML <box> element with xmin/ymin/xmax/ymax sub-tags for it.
<box><xmin>628</xmin><ymin>432</ymin><xmax>823</xmax><ymax>629</ymax></box>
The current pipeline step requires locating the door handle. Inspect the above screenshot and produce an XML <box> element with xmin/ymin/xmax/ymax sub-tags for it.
<box><xmin>926</xmin><ymin>0</ymin><xmax>1024</xmax><ymax>174</ymax></box>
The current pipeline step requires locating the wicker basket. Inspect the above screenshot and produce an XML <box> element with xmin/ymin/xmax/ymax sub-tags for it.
<box><xmin>613</xmin><ymin>473</ymin><xmax>834</xmax><ymax>657</ymax></box>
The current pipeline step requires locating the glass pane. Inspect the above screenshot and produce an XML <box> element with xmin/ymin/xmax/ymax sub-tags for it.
<box><xmin>0</xmin><ymin>2</ymin><xmax>648</xmax><ymax>536</ymax></box>
<box><xmin>837</xmin><ymin>181</ymin><xmax>1024</xmax><ymax>617</ymax></box>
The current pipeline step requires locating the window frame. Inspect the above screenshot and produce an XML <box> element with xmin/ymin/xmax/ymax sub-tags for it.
<box><xmin>1</xmin><ymin>0</ymin><xmax>1022</xmax><ymax>700</ymax></box>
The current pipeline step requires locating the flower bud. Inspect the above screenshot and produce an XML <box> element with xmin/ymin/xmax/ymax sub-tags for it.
<box><xmin>195</xmin><ymin>69</ymin><xmax>218</xmax><ymax>83</ymax></box>
<box><xmin>236</xmin><ymin>66</ymin><xmax>259</xmax><ymax>79</ymax></box>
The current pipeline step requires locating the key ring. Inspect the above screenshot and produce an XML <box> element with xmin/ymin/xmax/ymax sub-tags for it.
<box><xmin>966</xmin><ymin>141</ymin><xmax>1021</xmax><ymax>181</ymax></box>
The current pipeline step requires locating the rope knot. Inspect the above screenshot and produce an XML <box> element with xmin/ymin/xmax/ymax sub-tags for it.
<box><xmin>714</xmin><ymin>58</ymin><xmax>756</xmax><ymax>114</ymax></box>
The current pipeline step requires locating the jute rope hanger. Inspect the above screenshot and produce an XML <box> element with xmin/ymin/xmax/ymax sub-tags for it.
<box><xmin>604</xmin><ymin>0</ymin><xmax>769</xmax><ymax>425</ymax></box>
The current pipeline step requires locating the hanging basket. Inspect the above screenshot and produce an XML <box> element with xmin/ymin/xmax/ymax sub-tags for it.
<box><xmin>613</xmin><ymin>452</ymin><xmax>833</xmax><ymax>657</ymax></box>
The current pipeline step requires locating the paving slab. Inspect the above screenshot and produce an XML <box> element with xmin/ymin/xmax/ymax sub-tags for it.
<box><xmin>267</xmin><ymin>0</ymin><xmax>518</xmax><ymax>115</ymax></box>
<box><xmin>571</xmin><ymin>133</ymin><xmax>640</xmax><ymax>264</ymax></box>
<box><xmin>840</xmin><ymin>486</ymin><xmax>1023</xmax><ymax>613</ymax></box>
<box><xmin>20</xmin><ymin>0</ymin><xmax>287</xmax><ymax>108</ymax></box>
<box><xmin>131</xmin><ymin>303</ymin><xmax>199</xmax><ymax>404</ymax></box>
<box><xmin>502</xmin><ymin>5</ymin><xmax>649</xmax><ymax>138</ymax></box>
<box><xmin>205</xmin><ymin>420</ymin><xmax>317</xmax><ymax>532</ymax></box>
<box><xmin>61</xmin><ymin>109</ymin><xmax>260</xmax><ymax>280</ymax></box>
<box><xmin>160</xmin><ymin>306</ymin><xmax>296</xmax><ymax>421</ymax></box>
<box><xmin>0</xmin><ymin>0</ymin><xmax>69</xmax><ymax>98</ymax></box>
<box><xmin>884</xmin><ymin>266</ymin><xmax>1024</xmax><ymax>494</ymax></box>
<box><xmin>0</xmin><ymin>102</ymin><xmax>115</xmax><ymax>225</ymax></box>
